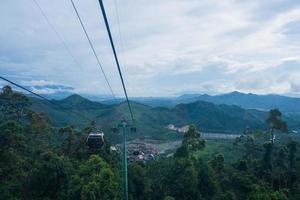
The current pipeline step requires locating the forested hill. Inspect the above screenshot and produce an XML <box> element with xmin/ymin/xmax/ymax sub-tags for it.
<box><xmin>131</xmin><ymin>92</ymin><xmax>300</xmax><ymax>114</ymax></box>
<box><xmin>39</xmin><ymin>91</ymin><xmax>300</xmax><ymax>114</ymax></box>
<box><xmin>177</xmin><ymin>92</ymin><xmax>300</xmax><ymax>113</ymax></box>
<box><xmin>3</xmin><ymin>86</ymin><xmax>300</xmax><ymax>200</ymax></box>
<box><xmin>29</xmin><ymin>94</ymin><xmax>300</xmax><ymax>142</ymax></box>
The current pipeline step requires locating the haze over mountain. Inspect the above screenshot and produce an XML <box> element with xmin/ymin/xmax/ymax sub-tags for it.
<box><xmin>2</xmin><ymin>0</ymin><xmax>300</xmax><ymax>97</ymax></box>
<box><xmin>118</xmin><ymin>92</ymin><xmax>300</xmax><ymax>114</ymax></box>
<box><xmin>176</xmin><ymin>91</ymin><xmax>300</xmax><ymax>113</ymax></box>
<box><xmin>36</xmin><ymin>91</ymin><xmax>300</xmax><ymax>114</ymax></box>
<box><xmin>3</xmin><ymin>1</ymin><xmax>300</xmax><ymax>199</ymax></box>
<box><xmin>28</xmin><ymin>94</ymin><xmax>300</xmax><ymax>143</ymax></box>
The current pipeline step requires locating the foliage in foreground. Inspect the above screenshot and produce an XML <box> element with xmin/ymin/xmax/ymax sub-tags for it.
<box><xmin>1</xmin><ymin>86</ymin><xmax>300</xmax><ymax>200</ymax></box>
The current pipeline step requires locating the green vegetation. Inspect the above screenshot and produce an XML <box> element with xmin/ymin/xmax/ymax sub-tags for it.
<box><xmin>134</xmin><ymin>91</ymin><xmax>300</xmax><ymax>114</ymax></box>
<box><xmin>2</xmin><ymin>86</ymin><xmax>300</xmax><ymax>199</ymax></box>
<box><xmin>28</xmin><ymin>93</ymin><xmax>300</xmax><ymax>143</ymax></box>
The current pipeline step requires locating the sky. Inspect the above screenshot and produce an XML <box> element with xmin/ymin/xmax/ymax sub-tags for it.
<box><xmin>1</xmin><ymin>0</ymin><xmax>300</xmax><ymax>97</ymax></box>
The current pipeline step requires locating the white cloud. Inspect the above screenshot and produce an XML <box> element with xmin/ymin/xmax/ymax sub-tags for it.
<box><xmin>1</xmin><ymin>0</ymin><xmax>300</xmax><ymax>96</ymax></box>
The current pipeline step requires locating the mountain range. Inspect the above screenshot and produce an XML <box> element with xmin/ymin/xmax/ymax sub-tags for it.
<box><xmin>42</xmin><ymin>91</ymin><xmax>300</xmax><ymax>114</ymax></box>
<box><xmin>128</xmin><ymin>92</ymin><xmax>300</xmax><ymax>114</ymax></box>
<box><xmin>176</xmin><ymin>92</ymin><xmax>300</xmax><ymax>113</ymax></box>
<box><xmin>28</xmin><ymin>93</ymin><xmax>300</xmax><ymax>143</ymax></box>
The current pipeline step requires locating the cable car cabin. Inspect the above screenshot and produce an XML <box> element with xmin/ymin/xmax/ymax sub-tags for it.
<box><xmin>131</xmin><ymin>127</ymin><xmax>137</xmax><ymax>133</ymax></box>
<box><xmin>86</xmin><ymin>132</ymin><xmax>104</xmax><ymax>149</ymax></box>
<box><xmin>133</xmin><ymin>150</ymin><xmax>140</xmax><ymax>155</ymax></box>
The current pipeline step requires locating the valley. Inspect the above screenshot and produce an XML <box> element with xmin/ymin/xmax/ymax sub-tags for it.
<box><xmin>28</xmin><ymin>93</ymin><xmax>300</xmax><ymax>144</ymax></box>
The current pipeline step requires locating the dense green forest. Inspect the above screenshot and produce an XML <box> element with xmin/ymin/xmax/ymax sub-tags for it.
<box><xmin>30</xmin><ymin>94</ymin><xmax>269</xmax><ymax>133</ymax></box>
<box><xmin>29</xmin><ymin>94</ymin><xmax>300</xmax><ymax>143</ymax></box>
<box><xmin>1</xmin><ymin>86</ymin><xmax>300</xmax><ymax>200</ymax></box>
<box><xmin>136</xmin><ymin>91</ymin><xmax>300</xmax><ymax>113</ymax></box>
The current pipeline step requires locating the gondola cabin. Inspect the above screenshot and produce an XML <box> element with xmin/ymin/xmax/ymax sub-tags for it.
<box><xmin>130</xmin><ymin>127</ymin><xmax>137</xmax><ymax>133</ymax></box>
<box><xmin>86</xmin><ymin>131</ymin><xmax>104</xmax><ymax>149</ymax></box>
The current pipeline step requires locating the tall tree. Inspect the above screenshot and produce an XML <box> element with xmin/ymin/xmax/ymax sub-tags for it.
<box><xmin>266</xmin><ymin>109</ymin><xmax>287</xmax><ymax>145</ymax></box>
<box><xmin>0</xmin><ymin>85</ymin><xmax>30</xmax><ymax>121</ymax></box>
<box><xmin>265</xmin><ymin>109</ymin><xmax>288</xmax><ymax>188</ymax></box>
<box><xmin>175</xmin><ymin>125</ymin><xmax>205</xmax><ymax>158</ymax></box>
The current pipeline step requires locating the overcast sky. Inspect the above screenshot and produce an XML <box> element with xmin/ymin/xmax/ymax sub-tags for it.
<box><xmin>1</xmin><ymin>0</ymin><xmax>300</xmax><ymax>97</ymax></box>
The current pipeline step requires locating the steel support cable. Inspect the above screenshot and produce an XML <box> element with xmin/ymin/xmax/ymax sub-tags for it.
<box><xmin>0</xmin><ymin>76</ymin><xmax>93</xmax><ymax>123</ymax></box>
<box><xmin>112</xmin><ymin>0</ymin><xmax>129</xmax><ymax>86</ymax></box>
<box><xmin>97</xmin><ymin>0</ymin><xmax>134</xmax><ymax>122</ymax></box>
<box><xmin>111</xmin><ymin>0</ymin><xmax>130</xmax><ymax>121</ymax></box>
<box><xmin>33</xmin><ymin>0</ymin><xmax>118</xmax><ymax>113</ymax></box>
<box><xmin>70</xmin><ymin>0</ymin><xmax>116</xmax><ymax>98</ymax></box>
<box><xmin>32</xmin><ymin>0</ymin><xmax>83</xmax><ymax>71</ymax></box>
<box><xmin>33</xmin><ymin>0</ymin><xmax>121</xmax><ymax>120</ymax></box>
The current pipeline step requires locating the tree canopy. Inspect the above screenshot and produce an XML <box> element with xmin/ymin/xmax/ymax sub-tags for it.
<box><xmin>1</xmin><ymin>86</ymin><xmax>300</xmax><ymax>200</ymax></box>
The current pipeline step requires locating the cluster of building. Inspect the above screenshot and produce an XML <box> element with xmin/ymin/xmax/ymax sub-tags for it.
<box><xmin>112</xmin><ymin>141</ymin><xmax>159</xmax><ymax>163</ymax></box>
<box><xmin>165</xmin><ymin>124</ymin><xmax>190</xmax><ymax>133</ymax></box>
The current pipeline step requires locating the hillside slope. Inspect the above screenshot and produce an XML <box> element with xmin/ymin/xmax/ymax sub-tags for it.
<box><xmin>28</xmin><ymin>94</ymin><xmax>300</xmax><ymax>142</ymax></box>
<box><xmin>179</xmin><ymin>92</ymin><xmax>300</xmax><ymax>113</ymax></box>
<box><xmin>126</xmin><ymin>92</ymin><xmax>300</xmax><ymax>114</ymax></box>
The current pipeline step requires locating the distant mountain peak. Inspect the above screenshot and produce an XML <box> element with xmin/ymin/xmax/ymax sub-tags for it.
<box><xmin>227</xmin><ymin>91</ymin><xmax>244</xmax><ymax>95</ymax></box>
<box><xmin>66</xmin><ymin>94</ymin><xmax>86</xmax><ymax>99</ymax></box>
<box><xmin>63</xmin><ymin>94</ymin><xmax>90</xmax><ymax>103</ymax></box>
<box><xmin>178</xmin><ymin>93</ymin><xmax>201</xmax><ymax>99</ymax></box>
<box><xmin>54</xmin><ymin>94</ymin><xmax>109</xmax><ymax>110</ymax></box>
<box><xmin>200</xmin><ymin>94</ymin><xmax>211</xmax><ymax>97</ymax></box>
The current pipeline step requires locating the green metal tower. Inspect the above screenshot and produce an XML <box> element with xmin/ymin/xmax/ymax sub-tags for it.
<box><xmin>119</xmin><ymin>120</ymin><xmax>128</xmax><ymax>200</ymax></box>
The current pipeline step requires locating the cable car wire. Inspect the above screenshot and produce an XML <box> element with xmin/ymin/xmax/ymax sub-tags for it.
<box><xmin>32</xmin><ymin>0</ymin><xmax>83</xmax><ymax>71</ymax></box>
<box><xmin>112</xmin><ymin>0</ymin><xmax>129</xmax><ymax>85</ymax></box>
<box><xmin>97</xmin><ymin>0</ymin><xmax>134</xmax><ymax>122</ymax></box>
<box><xmin>32</xmin><ymin>0</ymin><xmax>122</xmax><ymax>120</ymax></box>
<box><xmin>0</xmin><ymin>76</ymin><xmax>93</xmax><ymax>124</ymax></box>
<box><xmin>70</xmin><ymin>0</ymin><xmax>116</xmax><ymax>98</ymax></box>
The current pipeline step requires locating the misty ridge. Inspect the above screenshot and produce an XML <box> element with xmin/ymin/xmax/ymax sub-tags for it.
<box><xmin>2</xmin><ymin>0</ymin><xmax>300</xmax><ymax>199</ymax></box>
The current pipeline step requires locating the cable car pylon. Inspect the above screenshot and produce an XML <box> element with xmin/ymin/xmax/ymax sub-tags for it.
<box><xmin>97</xmin><ymin>1</ymin><xmax>136</xmax><ymax>199</ymax></box>
<box><xmin>111</xmin><ymin>119</ymin><xmax>136</xmax><ymax>200</ymax></box>
<box><xmin>120</xmin><ymin>120</ymin><xmax>128</xmax><ymax>200</ymax></box>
